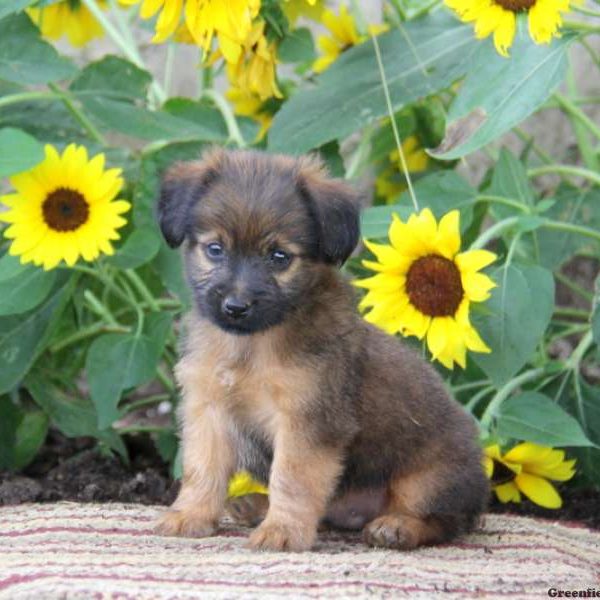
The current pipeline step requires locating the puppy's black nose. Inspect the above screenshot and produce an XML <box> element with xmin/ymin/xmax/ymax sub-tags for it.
<box><xmin>222</xmin><ymin>296</ymin><xmax>252</xmax><ymax>320</ymax></box>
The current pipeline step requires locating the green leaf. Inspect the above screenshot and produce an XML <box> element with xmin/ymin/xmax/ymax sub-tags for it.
<box><xmin>0</xmin><ymin>127</ymin><xmax>44</xmax><ymax>177</ymax></box>
<box><xmin>269</xmin><ymin>12</ymin><xmax>477</xmax><ymax>153</ymax></box>
<box><xmin>361</xmin><ymin>171</ymin><xmax>476</xmax><ymax>239</ymax></box>
<box><xmin>70</xmin><ymin>55</ymin><xmax>152</xmax><ymax>102</ymax></box>
<box><xmin>86</xmin><ymin>332</ymin><xmax>158</xmax><ymax>429</ymax></box>
<box><xmin>14</xmin><ymin>410</ymin><xmax>48</xmax><ymax>470</ymax></box>
<box><xmin>431</xmin><ymin>30</ymin><xmax>572</xmax><ymax>160</ymax></box>
<box><xmin>25</xmin><ymin>374</ymin><xmax>127</xmax><ymax>458</ymax></box>
<box><xmin>108</xmin><ymin>227</ymin><xmax>161</xmax><ymax>269</ymax></box>
<box><xmin>487</xmin><ymin>148</ymin><xmax>535</xmax><ymax>218</ymax></box>
<box><xmin>153</xmin><ymin>244</ymin><xmax>191</xmax><ymax>307</ymax></box>
<box><xmin>0</xmin><ymin>396</ymin><xmax>20</xmax><ymax>469</ymax></box>
<box><xmin>497</xmin><ymin>391</ymin><xmax>595</xmax><ymax>447</ymax></box>
<box><xmin>0</xmin><ymin>275</ymin><xmax>74</xmax><ymax>394</ymax></box>
<box><xmin>0</xmin><ymin>259</ymin><xmax>56</xmax><ymax>316</ymax></box>
<box><xmin>472</xmin><ymin>264</ymin><xmax>554</xmax><ymax>386</ymax></box>
<box><xmin>0</xmin><ymin>0</ymin><xmax>34</xmax><ymax>20</ymax></box>
<box><xmin>144</xmin><ymin>311</ymin><xmax>173</xmax><ymax>366</ymax></box>
<box><xmin>278</xmin><ymin>27</ymin><xmax>316</xmax><ymax>63</ymax></box>
<box><xmin>0</xmin><ymin>13</ymin><xmax>76</xmax><ymax>85</ymax></box>
<box><xmin>593</xmin><ymin>305</ymin><xmax>600</xmax><ymax>348</ymax></box>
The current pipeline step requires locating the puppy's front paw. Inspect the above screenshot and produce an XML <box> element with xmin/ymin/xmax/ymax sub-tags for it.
<box><xmin>247</xmin><ymin>520</ymin><xmax>314</xmax><ymax>552</ymax></box>
<box><xmin>363</xmin><ymin>514</ymin><xmax>417</xmax><ymax>550</ymax></box>
<box><xmin>155</xmin><ymin>509</ymin><xmax>217</xmax><ymax>538</ymax></box>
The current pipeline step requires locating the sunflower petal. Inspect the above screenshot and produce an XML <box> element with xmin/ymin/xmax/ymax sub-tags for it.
<box><xmin>515</xmin><ymin>472</ymin><xmax>562</xmax><ymax>509</ymax></box>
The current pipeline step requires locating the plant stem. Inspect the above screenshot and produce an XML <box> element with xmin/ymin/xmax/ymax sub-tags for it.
<box><xmin>0</xmin><ymin>91</ymin><xmax>57</xmax><ymax>109</ymax></box>
<box><xmin>554</xmin><ymin>92</ymin><xmax>600</xmax><ymax>142</ymax></box>
<box><xmin>452</xmin><ymin>380</ymin><xmax>491</xmax><ymax>393</ymax></box>
<box><xmin>555</xmin><ymin>272</ymin><xmax>594</xmax><ymax>302</ymax></box>
<box><xmin>470</xmin><ymin>216</ymin><xmax>520</xmax><ymax>249</ymax></box>
<box><xmin>513</xmin><ymin>128</ymin><xmax>554</xmax><ymax>164</ymax></box>
<box><xmin>156</xmin><ymin>365</ymin><xmax>176</xmax><ymax>391</ymax></box>
<box><xmin>48</xmin><ymin>84</ymin><xmax>107</xmax><ymax>146</ymax></box>
<box><xmin>528</xmin><ymin>164</ymin><xmax>600</xmax><ymax>187</ymax></box>
<box><xmin>50</xmin><ymin>322</ymin><xmax>130</xmax><ymax>353</ymax></box>
<box><xmin>542</xmin><ymin>219</ymin><xmax>600</xmax><ymax>245</ymax></box>
<box><xmin>124</xmin><ymin>269</ymin><xmax>161</xmax><ymax>311</ymax></box>
<box><xmin>554</xmin><ymin>307</ymin><xmax>591</xmax><ymax>320</ymax></box>
<box><xmin>83</xmin><ymin>289</ymin><xmax>121</xmax><ymax>327</ymax></box>
<box><xmin>202</xmin><ymin>89</ymin><xmax>246</xmax><ymax>148</ymax></box>
<box><xmin>465</xmin><ymin>386</ymin><xmax>495</xmax><ymax>413</ymax></box>
<box><xmin>370</xmin><ymin>32</ymin><xmax>419</xmax><ymax>212</ymax></box>
<box><xmin>480</xmin><ymin>367</ymin><xmax>546</xmax><ymax>430</ymax></box>
<box><xmin>475</xmin><ymin>195</ymin><xmax>530</xmax><ymax>213</ymax></box>
<box><xmin>567</xmin><ymin>330</ymin><xmax>594</xmax><ymax>370</ymax></box>
<box><xmin>122</xmin><ymin>393</ymin><xmax>172</xmax><ymax>414</ymax></box>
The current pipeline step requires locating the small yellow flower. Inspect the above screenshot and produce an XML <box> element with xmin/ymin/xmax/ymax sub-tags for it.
<box><xmin>226</xmin><ymin>21</ymin><xmax>282</xmax><ymax>101</ymax></box>
<box><xmin>484</xmin><ymin>443</ymin><xmax>576</xmax><ymax>508</ymax></box>
<box><xmin>120</xmin><ymin>0</ymin><xmax>260</xmax><ymax>63</ymax></box>
<box><xmin>355</xmin><ymin>208</ymin><xmax>496</xmax><ymax>369</ymax></box>
<box><xmin>0</xmin><ymin>144</ymin><xmax>130</xmax><ymax>271</ymax></box>
<box><xmin>313</xmin><ymin>5</ymin><xmax>388</xmax><ymax>73</ymax></box>
<box><xmin>375</xmin><ymin>136</ymin><xmax>430</xmax><ymax>204</ymax></box>
<box><xmin>27</xmin><ymin>0</ymin><xmax>106</xmax><ymax>48</ymax></box>
<box><xmin>445</xmin><ymin>0</ymin><xmax>572</xmax><ymax>57</ymax></box>
<box><xmin>228</xmin><ymin>471</ymin><xmax>268</xmax><ymax>497</ymax></box>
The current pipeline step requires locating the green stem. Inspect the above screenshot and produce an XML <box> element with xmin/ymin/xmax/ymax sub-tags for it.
<box><xmin>156</xmin><ymin>365</ymin><xmax>176</xmax><ymax>391</ymax></box>
<box><xmin>0</xmin><ymin>91</ymin><xmax>57</xmax><ymax>110</ymax></box>
<box><xmin>554</xmin><ymin>307</ymin><xmax>591</xmax><ymax>319</ymax></box>
<box><xmin>572</xmin><ymin>4</ymin><xmax>600</xmax><ymax>18</ymax></box>
<box><xmin>480</xmin><ymin>367</ymin><xmax>546</xmax><ymax>430</ymax></box>
<box><xmin>563</xmin><ymin>20</ymin><xmax>600</xmax><ymax>33</ymax></box>
<box><xmin>528</xmin><ymin>164</ymin><xmax>600</xmax><ymax>187</ymax></box>
<box><xmin>202</xmin><ymin>89</ymin><xmax>246</xmax><ymax>148</ymax></box>
<box><xmin>124</xmin><ymin>269</ymin><xmax>161</xmax><ymax>312</ymax></box>
<box><xmin>470</xmin><ymin>216</ymin><xmax>520</xmax><ymax>249</ymax></box>
<box><xmin>542</xmin><ymin>219</ymin><xmax>600</xmax><ymax>245</ymax></box>
<box><xmin>50</xmin><ymin>322</ymin><xmax>130</xmax><ymax>353</ymax></box>
<box><xmin>553</xmin><ymin>92</ymin><xmax>600</xmax><ymax>142</ymax></box>
<box><xmin>117</xmin><ymin>425</ymin><xmax>171</xmax><ymax>435</ymax></box>
<box><xmin>122</xmin><ymin>393</ymin><xmax>172</xmax><ymax>414</ymax></box>
<box><xmin>555</xmin><ymin>272</ymin><xmax>593</xmax><ymax>302</ymax></box>
<box><xmin>163</xmin><ymin>43</ymin><xmax>176</xmax><ymax>98</ymax></box>
<box><xmin>475</xmin><ymin>195</ymin><xmax>530</xmax><ymax>213</ymax></box>
<box><xmin>465</xmin><ymin>386</ymin><xmax>495</xmax><ymax>413</ymax></box>
<box><xmin>452</xmin><ymin>380</ymin><xmax>491</xmax><ymax>394</ymax></box>
<box><xmin>513</xmin><ymin>128</ymin><xmax>554</xmax><ymax>165</ymax></box>
<box><xmin>83</xmin><ymin>289</ymin><xmax>121</xmax><ymax>327</ymax></box>
<box><xmin>48</xmin><ymin>84</ymin><xmax>107</xmax><ymax>146</ymax></box>
<box><xmin>567</xmin><ymin>330</ymin><xmax>594</xmax><ymax>370</ymax></box>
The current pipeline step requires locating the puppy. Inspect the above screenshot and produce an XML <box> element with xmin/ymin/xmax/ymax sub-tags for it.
<box><xmin>155</xmin><ymin>148</ymin><xmax>489</xmax><ymax>552</ymax></box>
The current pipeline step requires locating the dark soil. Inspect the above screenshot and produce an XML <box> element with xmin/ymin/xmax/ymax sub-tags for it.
<box><xmin>1</xmin><ymin>430</ymin><xmax>599</xmax><ymax>531</ymax></box>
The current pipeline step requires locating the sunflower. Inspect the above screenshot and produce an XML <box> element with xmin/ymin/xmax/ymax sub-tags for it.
<box><xmin>226</xmin><ymin>21</ymin><xmax>282</xmax><ymax>101</ymax></box>
<box><xmin>226</xmin><ymin>85</ymin><xmax>273</xmax><ymax>141</ymax></box>
<box><xmin>120</xmin><ymin>0</ymin><xmax>260</xmax><ymax>63</ymax></box>
<box><xmin>228</xmin><ymin>471</ymin><xmax>268</xmax><ymax>497</ymax></box>
<box><xmin>444</xmin><ymin>0</ymin><xmax>572</xmax><ymax>57</ymax></box>
<box><xmin>27</xmin><ymin>0</ymin><xmax>106</xmax><ymax>48</ymax></box>
<box><xmin>375</xmin><ymin>136</ymin><xmax>431</xmax><ymax>204</ymax></box>
<box><xmin>0</xmin><ymin>144</ymin><xmax>130</xmax><ymax>271</ymax></box>
<box><xmin>313</xmin><ymin>5</ymin><xmax>388</xmax><ymax>73</ymax></box>
<box><xmin>355</xmin><ymin>208</ymin><xmax>496</xmax><ymax>370</ymax></box>
<box><xmin>484</xmin><ymin>443</ymin><xmax>576</xmax><ymax>508</ymax></box>
<box><xmin>283</xmin><ymin>0</ymin><xmax>324</xmax><ymax>24</ymax></box>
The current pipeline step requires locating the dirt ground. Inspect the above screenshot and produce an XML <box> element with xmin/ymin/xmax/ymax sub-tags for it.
<box><xmin>1</xmin><ymin>430</ymin><xmax>598</xmax><ymax>531</ymax></box>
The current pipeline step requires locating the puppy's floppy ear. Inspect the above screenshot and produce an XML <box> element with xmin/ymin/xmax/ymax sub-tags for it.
<box><xmin>157</xmin><ymin>149</ymin><xmax>223</xmax><ymax>248</ymax></box>
<box><xmin>296</xmin><ymin>156</ymin><xmax>360</xmax><ymax>265</ymax></box>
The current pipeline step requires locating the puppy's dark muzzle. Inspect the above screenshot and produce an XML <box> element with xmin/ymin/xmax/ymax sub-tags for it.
<box><xmin>222</xmin><ymin>296</ymin><xmax>252</xmax><ymax>320</ymax></box>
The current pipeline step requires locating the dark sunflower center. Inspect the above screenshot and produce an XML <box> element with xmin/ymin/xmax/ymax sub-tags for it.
<box><xmin>490</xmin><ymin>459</ymin><xmax>517</xmax><ymax>485</ymax></box>
<box><xmin>494</xmin><ymin>0</ymin><xmax>535</xmax><ymax>11</ymax></box>
<box><xmin>42</xmin><ymin>187</ymin><xmax>89</xmax><ymax>232</ymax></box>
<box><xmin>405</xmin><ymin>255</ymin><xmax>463</xmax><ymax>317</ymax></box>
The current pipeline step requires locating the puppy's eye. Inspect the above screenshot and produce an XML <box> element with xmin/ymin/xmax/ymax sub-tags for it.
<box><xmin>205</xmin><ymin>242</ymin><xmax>225</xmax><ymax>261</ymax></box>
<box><xmin>269</xmin><ymin>249</ymin><xmax>292</xmax><ymax>269</ymax></box>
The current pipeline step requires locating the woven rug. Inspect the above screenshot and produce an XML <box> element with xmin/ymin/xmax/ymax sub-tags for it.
<box><xmin>0</xmin><ymin>503</ymin><xmax>598</xmax><ymax>599</ymax></box>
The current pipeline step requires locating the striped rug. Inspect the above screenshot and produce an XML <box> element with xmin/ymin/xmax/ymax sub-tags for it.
<box><xmin>0</xmin><ymin>503</ymin><xmax>598</xmax><ymax>599</ymax></box>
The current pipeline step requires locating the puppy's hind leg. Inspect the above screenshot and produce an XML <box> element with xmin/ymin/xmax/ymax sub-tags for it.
<box><xmin>363</xmin><ymin>463</ymin><xmax>488</xmax><ymax>550</ymax></box>
<box><xmin>226</xmin><ymin>493</ymin><xmax>269</xmax><ymax>527</ymax></box>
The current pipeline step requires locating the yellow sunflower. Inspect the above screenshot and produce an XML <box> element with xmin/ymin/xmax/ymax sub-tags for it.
<box><xmin>283</xmin><ymin>0</ymin><xmax>324</xmax><ymax>24</ymax></box>
<box><xmin>484</xmin><ymin>443</ymin><xmax>576</xmax><ymax>508</ymax></box>
<box><xmin>355</xmin><ymin>208</ymin><xmax>496</xmax><ymax>370</ymax></box>
<box><xmin>376</xmin><ymin>136</ymin><xmax>431</xmax><ymax>204</ymax></box>
<box><xmin>27</xmin><ymin>0</ymin><xmax>106</xmax><ymax>48</ymax></box>
<box><xmin>226</xmin><ymin>20</ymin><xmax>282</xmax><ymax>101</ymax></box>
<box><xmin>228</xmin><ymin>471</ymin><xmax>268</xmax><ymax>497</ymax></box>
<box><xmin>226</xmin><ymin>85</ymin><xmax>272</xmax><ymax>141</ymax></box>
<box><xmin>120</xmin><ymin>0</ymin><xmax>260</xmax><ymax>63</ymax></box>
<box><xmin>313</xmin><ymin>5</ymin><xmax>388</xmax><ymax>73</ymax></box>
<box><xmin>0</xmin><ymin>144</ymin><xmax>130</xmax><ymax>271</ymax></box>
<box><xmin>445</xmin><ymin>0</ymin><xmax>572</xmax><ymax>57</ymax></box>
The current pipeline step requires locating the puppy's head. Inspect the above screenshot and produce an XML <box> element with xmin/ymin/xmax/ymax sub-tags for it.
<box><xmin>158</xmin><ymin>148</ymin><xmax>360</xmax><ymax>335</ymax></box>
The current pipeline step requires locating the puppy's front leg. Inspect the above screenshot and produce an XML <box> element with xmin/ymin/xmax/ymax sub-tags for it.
<box><xmin>248</xmin><ymin>420</ymin><xmax>343</xmax><ymax>552</ymax></box>
<box><xmin>156</xmin><ymin>402</ymin><xmax>235</xmax><ymax>537</ymax></box>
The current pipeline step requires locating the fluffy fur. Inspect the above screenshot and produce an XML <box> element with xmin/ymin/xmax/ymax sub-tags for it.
<box><xmin>155</xmin><ymin>148</ymin><xmax>489</xmax><ymax>552</ymax></box>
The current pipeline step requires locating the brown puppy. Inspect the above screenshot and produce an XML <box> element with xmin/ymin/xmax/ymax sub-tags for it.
<box><xmin>155</xmin><ymin>148</ymin><xmax>489</xmax><ymax>552</ymax></box>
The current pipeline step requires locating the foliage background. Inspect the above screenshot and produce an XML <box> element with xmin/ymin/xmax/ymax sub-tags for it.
<box><xmin>0</xmin><ymin>0</ymin><xmax>599</xmax><ymax>498</ymax></box>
